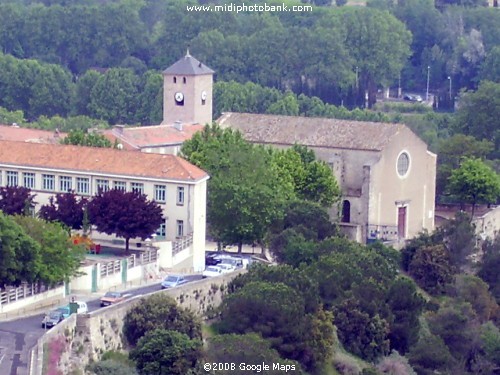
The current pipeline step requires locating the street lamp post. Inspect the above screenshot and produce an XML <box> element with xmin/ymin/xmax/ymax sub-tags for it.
<box><xmin>426</xmin><ymin>66</ymin><xmax>430</xmax><ymax>102</ymax></box>
<box><xmin>355</xmin><ymin>66</ymin><xmax>359</xmax><ymax>90</ymax></box>
<box><xmin>448</xmin><ymin>76</ymin><xmax>452</xmax><ymax>101</ymax></box>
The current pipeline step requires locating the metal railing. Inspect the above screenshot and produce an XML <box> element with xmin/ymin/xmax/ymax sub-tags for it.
<box><xmin>172</xmin><ymin>233</ymin><xmax>193</xmax><ymax>255</ymax></box>
<box><xmin>367</xmin><ymin>224</ymin><xmax>399</xmax><ymax>241</ymax></box>
<box><xmin>0</xmin><ymin>282</ymin><xmax>63</xmax><ymax>307</ymax></box>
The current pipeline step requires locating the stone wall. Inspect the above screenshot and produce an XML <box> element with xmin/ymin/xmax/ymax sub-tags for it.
<box><xmin>46</xmin><ymin>270</ymin><xmax>245</xmax><ymax>375</ymax></box>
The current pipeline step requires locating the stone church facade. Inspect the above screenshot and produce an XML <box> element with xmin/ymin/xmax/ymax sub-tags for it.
<box><xmin>218</xmin><ymin>112</ymin><xmax>437</xmax><ymax>244</ymax></box>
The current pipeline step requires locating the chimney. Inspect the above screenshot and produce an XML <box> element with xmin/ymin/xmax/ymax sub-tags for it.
<box><xmin>114</xmin><ymin>125</ymin><xmax>125</xmax><ymax>134</ymax></box>
<box><xmin>174</xmin><ymin>121</ymin><xmax>183</xmax><ymax>131</ymax></box>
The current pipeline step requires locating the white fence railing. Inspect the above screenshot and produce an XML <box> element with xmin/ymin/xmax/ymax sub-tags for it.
<box><xmin>172</xmin><ymin>233</ymin><xmax>193</xmax><ymax>255</ymax></box>
<box><xmin>0</xmin><ymin>282</ymin><xmax>62</xmax><ymax>307</ymax></box>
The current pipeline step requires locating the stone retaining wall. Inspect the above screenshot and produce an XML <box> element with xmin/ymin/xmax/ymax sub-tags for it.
<box><xmin>37</xmin><ymin>270</ymin><xmax>245</xmax><ymax>375</ymax></box>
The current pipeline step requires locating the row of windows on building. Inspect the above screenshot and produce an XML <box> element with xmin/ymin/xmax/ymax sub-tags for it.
<box><xmin>156</xmin><ymin>219</ymin><xmax>184</xmax><ymax>238</ymax></box>
<box><xmin>0</xmin><ymin>171</ymin><xmax>186</xmax><ymax>205</ymax></box>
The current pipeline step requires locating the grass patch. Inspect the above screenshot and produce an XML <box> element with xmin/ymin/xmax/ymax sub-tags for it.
<box><xmin>202</xmin><ymin>322</ymin><xmax>218</xmax><ymax>340</ymax></box>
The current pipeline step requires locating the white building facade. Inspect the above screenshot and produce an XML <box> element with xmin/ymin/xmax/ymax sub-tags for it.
<box><xmin>0</xmin><ymin>140</ymin><xmax>209</xmax><ymax>272</ymax></box>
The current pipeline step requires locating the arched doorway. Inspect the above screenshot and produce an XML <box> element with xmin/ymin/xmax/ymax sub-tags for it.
<box><xmin>342</xmin><ymin>200</ymin><xmax>351</xmax><ymax>223</ymax></box>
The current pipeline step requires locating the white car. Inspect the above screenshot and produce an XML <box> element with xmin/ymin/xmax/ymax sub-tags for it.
<box><xmin>202</xmin><ymin>266</ymin><xmax>223</xmax><ymax>278</ymax></box>
<box><xmin>73</xmin><ymin>301</ymin><xmax>88</xmax><ymax>314</ymax></box>
<box><xmin>218</xmin><ymin>263</ymin><xmax>236</xmax><ymax>274</ymax></box>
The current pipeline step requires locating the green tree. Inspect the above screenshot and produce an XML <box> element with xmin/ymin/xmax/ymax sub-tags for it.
<box><xmin>334</xmin><ymin>298</ymin><xmax>390</xmax><ymax>361</ymax></box>
<box><xmin>12</xmin><ymin>215</ymin><xmax>84</xmax><ymax>286</ymax></box>
<box><xmin>182</xmin><ymin>124</ymin><xmax>290</xmax><ymax>251</ymax></box>
<box><xmin>478</xmin><ymin>234</ymin><xmax>500</xmax><ymax>303</ymax></box>
<box><xmin>0</xmin><ymin>211</ymin><xmax>41</xmax><ymax>288</ymax></box>
<box><xmin>228</xmin><ymin>263</ymin><xmax>321</xmax><ymax>313</ymax></box>
<box><xmin>89</xmin><ymin>68</ymin><xmax>140</xmax><ymax>124</ymax></box>
<box><xmin>449</xmin><ymin>274</ymin><xmax>498</xmax><ymax>323</ymax></box>
<box><xmin>332</xmin><ymin>7</ymin><xmax>412</xmax><ymax>106</ymax></box>
<box><xmin>436</xmin><ymin>134</ymin><xmax>494</xmax><ymax>200</ymax></box>
<box><xmin>206</xmin><ymin>333</ymin><xmax>304</xmax><ymax>375</ymax></box>
<box><xmin>219</xmin><ymin>281</ymin><xmax>335</xmax><ymax>370</ymax></box>
<box><xmin>123</xmin><ymin>294</ymin><xmax>201</xmax><ymax>347</ymax></box>
<box><xmin>386</xmin><ymin>277</ymin><xmax>425</xmax><ymax>354</ymax></box>
<box><xmin>87</xmin><ymin>360</ymin><xmax>138</xmax><ymax>375</ymax></box>
<box><xmin>408</xmin><ymin>244</ymin><xmax>454</xmax><ymax>294</ymax></box>
<box><xmin>448</xmin><ymin>157</ymin><xmax>500</xmax><ymax>218</ymax></box>
<box><xmin>408</xmin><ymin>334</ymin><xmax>456</xmax><ymax>375</ymax></box>
<box><xmin>454</xmin><ymin>81</ymin><xmax>500</xmax><ymax>158</ymax></box>
<box><xmin>72</xmin><ymin>70</ymin><xmax>100</xmax><ymax>117</ymax></box>
<box><xmin>0</xmin><ymin>186</ymin><xmax>35</xmax><ymax>216</ymax></box>
<box><xmin>130</xmin><ymin>329</ymin><xmax>202</xmax><ymax>375</ymax></box>
<box><xmin>479</xmin><ymin>46</ymin><xmax>500</xmax><ymax>83</ymax></box>
<box><xmin>61</xmin><ymin>130</ymin><xmax>113</xmax><ymax>148</ymax></box>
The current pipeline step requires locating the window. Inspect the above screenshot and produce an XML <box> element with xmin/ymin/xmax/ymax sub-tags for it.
<box><xmin>6</xmin><ymin>171</ymin><xmax>18</xmax><ymax>186</ymax></box>
<box><xmin>183</xmin><ymin>77</ymin><xmax>186</xmax><ymax>84</ymax></box>
<box><xmin>173</xmin><ymin>77</ymin><xmax>177</xmax><ymax>83</ymax></box>
<box><xmin>156</xmin><ymin>221</ymin><xmax>166</xmax><ymax>238</ymax></box>
<box><xmin>96</xmin><ymin>179</ymin><xmax>109</xmax><ymax>192</ymax></box>
<box><xmin>23</xmin><ymin>172</ymin><xmax>35</xmax><ymax>189</ymax></box>
<box><xmin>397</xmin><ymin>152</ymin><xmax>410</xmax><ymax>177</ymax></box>
<box><xmin>76</xmin><ymin>177</ymin><xmax>90</xmax><ymax>195</ymax></box>
<box><xmin>42</xmin><ymin>174</ymin><xmax>55</xmax><ymax>191</ymax></box>
<box><xmin>154</xmin><ymin>185</ymin><xmax>166</xmax><ymax>203</ymax></box>
<box><xmin>131</xmin><ymin>182</ymin><xmax>144</xmax><ymax>194</ymax></box>
<box><xmin>60</xmin><ymin>176</ymin><xmax>72</xmax><ymax>192</ymax></box>
<box><xmin>113</xmin><ymin>181</ymin><xmax>127</xmax><ymax>191</ymax></box>
<box><xmin>176</xmin><ymin>186</ymin><xmax>185</xmax><ymax>205</ymax></box>
<box><xmin>176</xmin><ymin>220</ymin><xmax>184</xmax><ymax>237</ymax></box>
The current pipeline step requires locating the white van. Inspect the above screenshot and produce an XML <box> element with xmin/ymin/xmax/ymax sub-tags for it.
<box><xmin>74</xmin><ymin>301</ymin><xmax>88</xmax><ymax>314</ymax></box>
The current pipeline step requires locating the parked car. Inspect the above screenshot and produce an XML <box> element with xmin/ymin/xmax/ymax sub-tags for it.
<box><xmin>205</xmin><ymin>253</ymin><xmax>222</xmax><ymax>266</ymax></box>
<box><xmin>202</xmin><ymin>266</ymin><xmax>223</xmax><ymax>278</ymax></box>
<box><xmin>219</xmin><ymin>257</ymin><xmax>249</xmax><ymax>269</ymax></box>
<box><xmin>55</xmin><ymin>305</ymin><xmax>71</xmax><ymax>318</ymax></box>
<box><xmin>100</xmin><ymin>291</ymin><xmax>125</xmax><ymax>307</ymax></box>
<box><xmin>73</xmin><ymin>301</ymin><xmax>88</xmax><ymax>314</ymax></box>
<box><xmin>218</xmin><ymin>263</ymin><xmax>236</xmax><ymax>274</ymax></box>
<box><xmin>403</xmin><ymin>94</ymin><xmax>423</xmax><ymax>102</ymax></box>
<box><xmin>161</xmin><ymin>275</ymin><xmax>188</xmax><ymax>289</ymax></box>
<box><xmin>42</xmin><ymin>310</ymin><xmax>65</xmax><ymax>329</ymax></box>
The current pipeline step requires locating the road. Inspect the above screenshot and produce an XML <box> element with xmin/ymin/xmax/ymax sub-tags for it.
<box><xmin>0</xmin><ymin>274</ymin><xmax>202</xmax><ymax>375</ymax></box>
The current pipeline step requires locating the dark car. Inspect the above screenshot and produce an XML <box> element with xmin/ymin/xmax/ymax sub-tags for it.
<box><xmin>205</xmin><ymin>252</ymin><xmax>222</xmax><ymax>266</ymax></box>
<box><xmin>42</xmin><ymin>311</ymin><xmax>65</xmax><ymax>328</ymax></box>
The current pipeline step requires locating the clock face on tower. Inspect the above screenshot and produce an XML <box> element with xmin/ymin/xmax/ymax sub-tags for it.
<box><xmin>201</xmin><ymin>91</ymin><xmax>207</xmax><ymax>101</ymax></box>
<box><xmin>174</xmin><ymin>92</ymin><xmax>184</xmax><ymax>102</ymax></box>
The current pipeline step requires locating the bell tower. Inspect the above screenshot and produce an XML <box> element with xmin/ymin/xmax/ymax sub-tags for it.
<box><xmin>162</xmin><ymin>50</ymin><xmax>214</xmax><ymax>125</ymax></box>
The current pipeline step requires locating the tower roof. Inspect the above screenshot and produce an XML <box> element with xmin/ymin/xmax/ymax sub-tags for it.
<box><xmin>163</xmin><ymin>50</ymin><xmax>214</xmax><ymax>76</ymax></box>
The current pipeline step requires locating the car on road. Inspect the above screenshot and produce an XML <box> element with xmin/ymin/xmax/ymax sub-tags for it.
<box><xmin>42</xmin><ymin>310</ymin><xmax>65</xmax><ymax>329</ymax></box>
<box><xmin>403</xmin><ymin>94</ymin><xmax>423</xmax><ymax>102</ymax></box>
<box><xmin>73</xmin><ymin>301</ymin><xmax>88</xmax><ymax>314</ymax></box>
<box><xmin>218</xmin><ymin>263</ymin><xmax>236</xmax><ymax>274</ymax></box>
<box><xmin>100</xmin><ymin>291</ymin><xmax>125</xmax><ymax>307</ymax></box>
<box><xmin>202</xmin><ymin>266</ymin><xmax>223</xmax><ymax>278</ymax></box>
<box><xmin>219</xmin><ymin>257</ymin><xmax>249</xmax><ymax>269</ymax></box>
<box><xmin>161</xmin><ymin>275</ymin><xmax>188</xmax><ymax>289</ymax></box>
<box><xmin>55</xmin><ymin>305</ymin><xmax>71</xmax><ymax>318</ymax></box>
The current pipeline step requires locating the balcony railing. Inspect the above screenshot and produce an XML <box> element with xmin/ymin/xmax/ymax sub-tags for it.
<box><xmin>172</xmin><ymin>233</ymin><xmax>193</xmax><ymax>255</ymax></box>
<box><xmin>367</xmin><ymin>224</ymin><xmax>399</xmax><ymax>241</ymax></box>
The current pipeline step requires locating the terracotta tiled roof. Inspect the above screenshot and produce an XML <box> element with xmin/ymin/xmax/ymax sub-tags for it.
<box><xmin>217</xmin><ymin>112</ymin><xmax>407</xmax><ymax>151</ymax></box>
<box><xmin>0</xmin><ymin>125</ymin><xmax>66</xmax><ymax>144</ymax></box>
<box><xmin>0</xmin><ymin>140</ymin><xmax>208</xmax><ymax>182</ymax></box>
<box><xmin>163</xmin><ymin>53</ymin><xmax>214</xmax><ymax>76</ymax></box>
<box><xmin>101</xmin><ymin>123</ymin><xmax>204</xmax><ymax>149</ymax></box>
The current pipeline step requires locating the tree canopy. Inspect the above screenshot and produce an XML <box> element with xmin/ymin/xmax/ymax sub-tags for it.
<box><xmin>87</xmin><ymin>189</ymin><xmax>163</xmax><ymax>252</ymax></box>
